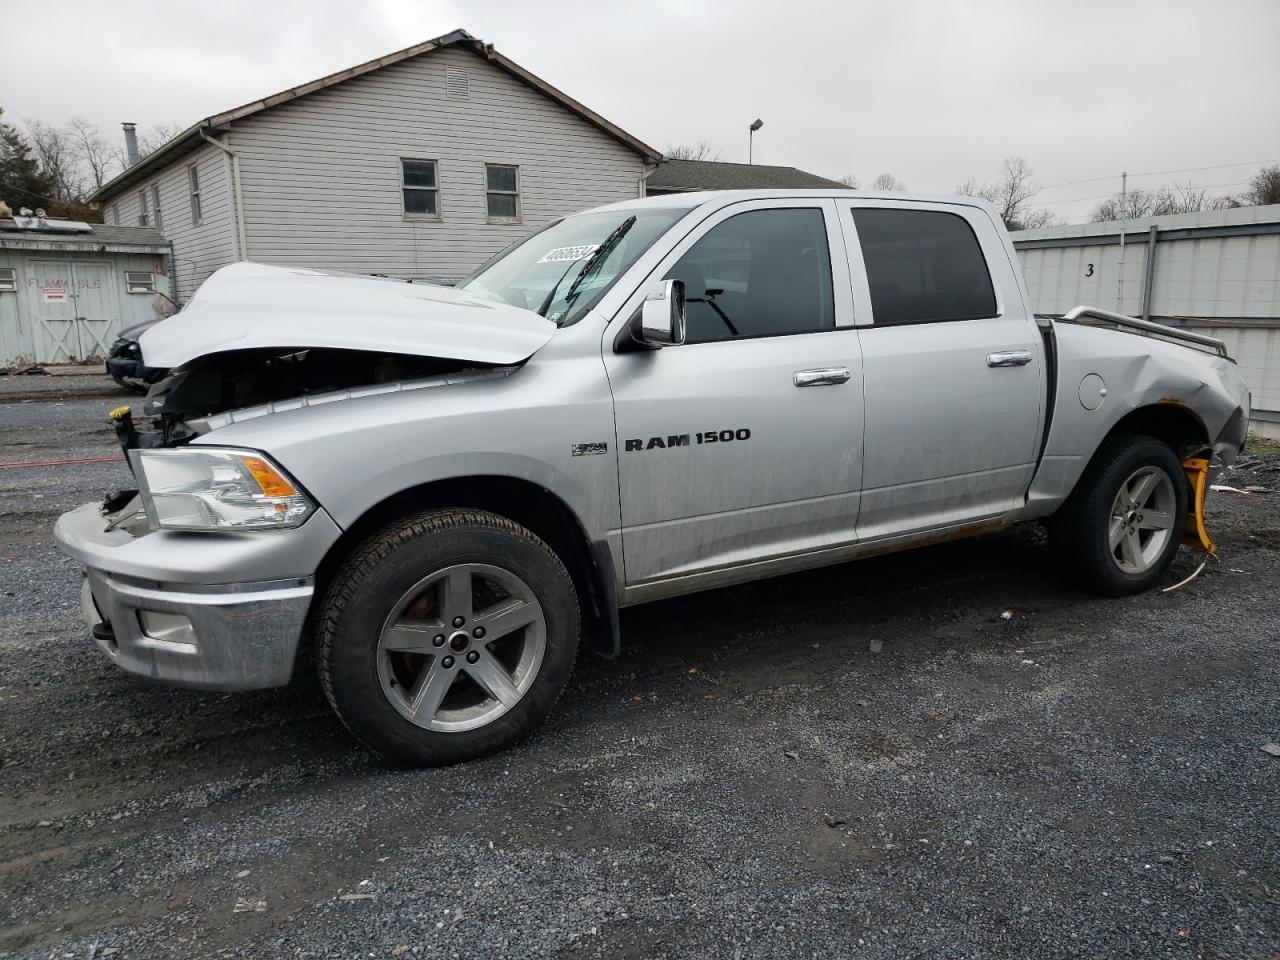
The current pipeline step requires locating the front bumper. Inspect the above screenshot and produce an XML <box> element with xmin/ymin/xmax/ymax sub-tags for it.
<box><xmin>79</xmin><ymin>569</ymin><xmax>312</xmax><ymax>690</ymax></box>
<box><xmin>55</xmin><ymin>501</ymin><xmax>342</xmax><ymax>690</ymax></box>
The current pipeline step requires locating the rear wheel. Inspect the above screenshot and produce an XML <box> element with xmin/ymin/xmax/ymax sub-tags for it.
<box><xmin>1049</xmin><ymin>434</ymin><xmax>1188</xmax><ymax>596</ymax></box>
<box><xmin>318</xmin><ymin>509</ymin><xmax>580</xmax><ymax>765</ymax></box>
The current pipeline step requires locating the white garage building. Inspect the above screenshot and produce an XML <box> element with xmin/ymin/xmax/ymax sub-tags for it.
<box><xmin>0</xmin><ymin>214</ymin><xmax>174</xmax><ymax>368</ymax></box>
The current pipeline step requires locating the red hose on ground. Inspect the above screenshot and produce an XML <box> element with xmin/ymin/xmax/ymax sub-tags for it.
<box><xmin>0</xmin><ymin>454</ymin><xmax>127</xmax><ymax>470</ymax></box>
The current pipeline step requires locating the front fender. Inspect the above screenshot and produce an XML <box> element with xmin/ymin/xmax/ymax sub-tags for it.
<box><xmin>192</xmin><ymin>362</ymin><xmax>621</xmax><ymax>549</ymax></box>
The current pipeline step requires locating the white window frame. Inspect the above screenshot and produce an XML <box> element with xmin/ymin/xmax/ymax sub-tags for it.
<box><xmin>124</xmin><ymin>271</ymin><xmax>156</xmax><ymax>294</ymax></box>
<box><xmin>111</xmin><ymin>204</ymin><xmax>119</xmax><ymax>226</ymax></box>
<box><xmin>151</xmin><ymin>184</ymin><xmax>163</xmax><ymax>233</ymax></box>
<box><xmin>188</xmin><ymin>163</ymin><xmax>203</xmax><ymax>225</ymax></box>
<box><xmin>137</xmin><ymin>189</ymin><xmax>149</xmax><ymax>226</ymax></box>
<box><xmin>484</xmin><ymin>163</ymin><xmax>521</xmax><ymax>223</ymax></box>
<box><xmin>400</xmin><ymin>158</ymin><xmax>441</xmax><ymax>220</ymax></box>
<box><xmin>0</xmin><ymin>267</ymin><xmax>16</xmax><ymax>293</ymax></box>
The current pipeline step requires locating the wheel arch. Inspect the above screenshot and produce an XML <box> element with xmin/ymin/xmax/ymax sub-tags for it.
<box><xmin>1053</xmin><ymin>401</ymin><xmax>1208</xmax><ymax>512</ymax></box>
<box><xmin>1105</xmin><ymin>400</ymin><xmax>1210</xmax><ymax>457</ymax></box>
<box><xmin>313</xmin><ymin>475</ymin><xmax>621</xmax><ymax>658</ymax></box>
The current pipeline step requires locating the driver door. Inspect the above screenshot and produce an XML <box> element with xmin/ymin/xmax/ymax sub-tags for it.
<box><xmin>603</xmin><ymin>199</ymin><xmax>865</xmax><ymax>595</ymax></box>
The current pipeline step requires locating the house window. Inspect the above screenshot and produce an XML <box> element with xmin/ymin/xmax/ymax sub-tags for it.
<box><xmin>485</xmin><ymin>164</ymin><xmax>520</xmax><ymax>222</ymax></box>
<box><xmin>0</xmin><ymin>268</ymin><xmax>16</xmax><ymax>292</ymax></box>
<box><xmin>188</xmin><ymin>163</ymin><xmax>203</xmax><ymax>224</ymax></box>
<box><xmin>125</xmin><ymin>271</ymin><xmax>156</xmax><ymax>294</ymax></box>
<box><xmin>401</xmin><ymin>159</ymin><xmax>439</xmax><ymax>217</ymax></box>
<box><xmin>111</xmin><ymin>205</ymin><xmax>119</xmax><ymax>226</ymax></box>
<box><xmin>152</xmin><ymin>184</ymin><xmax>163</xmax><ymax>233</ymax></box>
<box><xmin>138</xmin><ymin>189</ymin><xmax>149</xmax><ymax>226</ymax></box>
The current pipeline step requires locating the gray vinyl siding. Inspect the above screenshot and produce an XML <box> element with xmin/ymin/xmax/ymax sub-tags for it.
<box><xmin>111</xmin><ymin>144</ymin><xmax>236</xmax><ymax>301</ymax></box>
<box><xmin>229</xmin><ymin>46</ymin><xmax>645</xmax><ymax>282</ymax></box>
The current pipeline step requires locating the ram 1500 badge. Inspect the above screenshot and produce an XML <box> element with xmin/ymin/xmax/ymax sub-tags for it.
<box><xmin>55</xmin><ymin>190</ymin><xmax>1250</xmax><ymax>765</ymax></box>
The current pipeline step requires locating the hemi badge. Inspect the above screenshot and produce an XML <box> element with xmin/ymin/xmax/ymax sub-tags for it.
<box><xmin>571</xmin><ymin>442</ymin><xmax>608</xmax><ymax>457</ymax></box>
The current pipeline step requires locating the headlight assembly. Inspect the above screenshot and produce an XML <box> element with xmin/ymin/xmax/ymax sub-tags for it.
<box><xmin>132</xmin><ymin>448</ymin><xmax>315</xmax><ymax>531</ymax></box>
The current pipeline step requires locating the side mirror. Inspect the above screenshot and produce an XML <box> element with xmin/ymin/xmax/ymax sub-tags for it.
<box><xmin>634</xmin><ymin>278</ymin><xmax>686</xmax><ymax>349</ymax></box>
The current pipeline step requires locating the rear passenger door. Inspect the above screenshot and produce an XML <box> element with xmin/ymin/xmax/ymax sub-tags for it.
<box><xmin>840</xmin><ymin>202</ymin><xmax>1044</xmax><ymax>540</ymax></box>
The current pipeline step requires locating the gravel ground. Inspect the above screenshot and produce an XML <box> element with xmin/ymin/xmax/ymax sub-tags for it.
<box><xmin>1</xmin><ymin>372</ymin><xmax>1277</xmax><ymax>959</ymax></box>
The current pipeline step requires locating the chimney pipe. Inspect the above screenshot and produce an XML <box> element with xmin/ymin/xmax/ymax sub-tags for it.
<box><xmin>122</xmin><ymin>122</ymin><xmax>140</xmax><ymax>167</ymax></box>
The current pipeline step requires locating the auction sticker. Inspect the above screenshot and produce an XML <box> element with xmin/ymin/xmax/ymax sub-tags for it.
<box><xmin>538</xmin><ymin>244</ymin><xmax>598</xmax><ymax>264</ymax></box>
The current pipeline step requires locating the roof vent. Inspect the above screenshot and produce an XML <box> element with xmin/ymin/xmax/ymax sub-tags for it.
<box><xmin>445</xmin><ymin>66</ymin><xmax>470</xmax><ymax>100</ymax></box>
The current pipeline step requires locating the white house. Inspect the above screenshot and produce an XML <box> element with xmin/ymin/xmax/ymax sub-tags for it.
<box><xmin>90</xmin><ymin>29</ymin><xmax>662</xmax><ymax>300</ymax></box>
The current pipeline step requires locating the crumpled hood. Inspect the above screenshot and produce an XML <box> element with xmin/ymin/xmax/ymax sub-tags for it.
<box><xmin>139</xmin><ymin>262</ymin><xmax>556</xmax><ymax>368</ymax></box>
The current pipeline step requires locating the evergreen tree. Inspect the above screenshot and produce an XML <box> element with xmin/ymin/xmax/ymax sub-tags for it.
<box><xmin>0</xmin><ymin>107</ymin><xmax>55</xmax><ymax>212</ymax></box>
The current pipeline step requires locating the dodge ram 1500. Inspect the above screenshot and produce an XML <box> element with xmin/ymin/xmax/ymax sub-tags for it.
<box><xmin>55</xmin><ymin>190</ymin><xmax>1251</xmax><ymax>765</ymax></box>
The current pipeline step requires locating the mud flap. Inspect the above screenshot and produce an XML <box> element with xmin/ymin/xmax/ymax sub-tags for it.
<box><xmin>1181</xmin><ymin>457</ymin><xmax>1216</xmax><ymax>557</ymax></box>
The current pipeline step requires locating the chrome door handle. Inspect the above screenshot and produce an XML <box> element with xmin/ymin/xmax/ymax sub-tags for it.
<box><xmin>987</xmin><ymin>350</ymin><xmax>1033</xmax><ymax>367</ymax></box>
<box><xmin>793</xmin><ymin>366</ymin><xmax>851</xmax><ymax>387</ymax></box>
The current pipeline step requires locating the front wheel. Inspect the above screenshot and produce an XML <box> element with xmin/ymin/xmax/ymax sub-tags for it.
<box><xmin>1049</xmin><ymin>434</ymin><xmax>1189</xmax><ymax>596</ymax></box>
<box><xmin>317</xmin><ymin>509</ymin><xmax>580</xmax><ymax>765</ymax></box>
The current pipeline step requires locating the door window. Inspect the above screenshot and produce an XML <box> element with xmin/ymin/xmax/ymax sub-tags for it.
<box><xmin>852</xmin><ymin>208</ymin><xmax>996</xmax><ymax>326</ymax></box>
<box><xmin>664</xmin><ymin>208</ymin><xmax>834</xmax><ymax>343</ymax></box>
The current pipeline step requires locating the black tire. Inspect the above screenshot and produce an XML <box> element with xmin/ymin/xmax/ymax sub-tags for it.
<box><xmin>1049</xmin><ymin>433</ymin><xmax>1188</xmax><ymax>596</ymax></box>
<box><xmin>317</xmin><ymin>508</ymin><xmax>580</xmax><ymax>766</ymax></box>
<box><xmin>111</xmin><ymin>373</ymin><xmax>149</xmax><ymax>395</ymax></box>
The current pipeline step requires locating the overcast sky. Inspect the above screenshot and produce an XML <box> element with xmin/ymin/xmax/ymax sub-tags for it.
<box><xmin>4</xmin><ymin>0</ymin><xmax>1278</xmax><ymax>222</ymax></box>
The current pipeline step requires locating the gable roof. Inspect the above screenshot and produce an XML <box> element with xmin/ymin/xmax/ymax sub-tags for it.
<box><xmin>647</xmin><ymin>159</ymin><xmax>846</xmax><ymax>194</ymax></box>
<box><xmin>91</xmin><ymin>29</ymin><xmax>661</xmax><ymax>203</ymax></box>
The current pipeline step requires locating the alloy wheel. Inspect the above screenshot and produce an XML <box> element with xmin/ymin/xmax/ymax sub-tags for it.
<box><xmin>376</xmin><ymin>563</ymin><xmax>546</xmax><ymax>732</ymax></box>
<box><xmin>1108</xmin><ymin>466</ymin><xmax>1178</xmax><ymax>574</ymax></box>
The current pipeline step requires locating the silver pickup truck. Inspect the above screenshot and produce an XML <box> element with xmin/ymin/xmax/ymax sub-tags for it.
<box><xmin>55</xmin><ymin>190</ymin><xmax>1250</xmax><ymax>765</ymax></box>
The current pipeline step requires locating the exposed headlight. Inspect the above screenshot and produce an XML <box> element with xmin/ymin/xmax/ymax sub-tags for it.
<box><xmin>132</xmin><ymin>448</ymin><xmax>315</xmax><ymax>531</ymax></box>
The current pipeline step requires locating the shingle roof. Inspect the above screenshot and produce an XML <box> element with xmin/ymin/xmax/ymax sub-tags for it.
<box><xmin>90</xmin><ymin>29</ymin><xmax>661</xmax><ymax>203</ymax></box>
<box><xmin>0</xmin><ymin>219</ymin><xmax>168</xmax><ymax>249</ymax></box>
<box><xmin>647</xmin><ymin>159</ymin><xmax>846</xmax><ymax>193</ymax></box>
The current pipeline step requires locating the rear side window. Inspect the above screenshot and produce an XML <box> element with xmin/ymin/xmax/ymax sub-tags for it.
<box><xmin>852</xmin><ymin>208</ymin><xmax>996</xmax><ymax>325</ymax></box>
<box><xmin>664</xmin><ymin>207</ymin><xmax>834</xmax><ymax>343</ymax></box>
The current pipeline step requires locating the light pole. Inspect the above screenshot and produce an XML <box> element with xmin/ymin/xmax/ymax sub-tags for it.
<box><xmin>748</xmin><ymin>119</ymin><xmax>763</xmax><ymax>164</ymax></box>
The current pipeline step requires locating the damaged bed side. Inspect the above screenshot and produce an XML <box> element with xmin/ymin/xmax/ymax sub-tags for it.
<box><xmin>1025</xmin><ymin>305</ymin><xmax>1250</xmax><ymax>561</ymax></box>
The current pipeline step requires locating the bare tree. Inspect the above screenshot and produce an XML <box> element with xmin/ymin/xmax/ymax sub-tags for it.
<box><xmin>982</xmin><ymin>157</ymin><xmax>1038</xmax><ymax>229</ymax></box>
<box><xmin>956</xmin><ymin>158</ymin><xmax>1056</xmax><ymax>229</ymax></box>
<box><xmin>836</xmin><ymin>173</ymin><xmax>859</xmax><ymax>188</ymax></box>
<box><xmin>137</xmin><ymin>122</ymin><xmax>183</xmax><ymax>158</ymax></box>
<box><xmin>1091</xmin><ymin>178</ymin><xmax>1231</xmax><ymax>222</ymax></box>
<box><xmin>66</xmin><ymin>116</ymin><xmax>119</xmax><ymax>191</ymax></box>
<box><xmin>1091</xmin><ymin>190</ymin><xmax>1153</xmax><ymax>222</ymax></box>
<box><xmin>1247</xmin><ymin>164</ymin><xmax>1280</xmax><ymax>206</ymax></box>
<box><xmin>1020</xmin><ymin>208</ymin><xmax>1060</xmax><ymax>229</ymax></box>
<box><xmin>665</xmin><ymin>141</ymin><xmax>723</xmax><ymax>161</ymax></box>
<box><xmin>871</xmin><ymin>172</ymin><xmax>907</xmax><ymax>191</ymax></box>
<box><xmin>23</xmin><ymin>118</ymin><xmax>83</xmax><ymax>202</ymax></box>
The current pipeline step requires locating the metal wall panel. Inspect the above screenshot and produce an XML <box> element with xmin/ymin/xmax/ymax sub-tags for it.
<box><xmin>1014</xmin><ymin>207</ymin><xmax>1280</xmax><ymax>428</ymax></box>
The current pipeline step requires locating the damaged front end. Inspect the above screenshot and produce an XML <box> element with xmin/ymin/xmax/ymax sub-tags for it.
<box><xmin>116</xmin><ymin>346</ymin><xmax>509</xmax><ymax>451</ymax></box>
<box><xmin>105</xmin><ymin>260</ymin><xmax>558</xmax><ymax>453</ymax></box>
<box><xmin>59</xmin><ymin>261</ymin><xmax>560</xmax><ymax>691</ymax></box>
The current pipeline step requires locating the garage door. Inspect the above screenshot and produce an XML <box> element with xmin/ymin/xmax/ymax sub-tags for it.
<box><xmin>25</xmin><ymin>260</ymin><xmax>121</xmax><ymax>363</ymax></box>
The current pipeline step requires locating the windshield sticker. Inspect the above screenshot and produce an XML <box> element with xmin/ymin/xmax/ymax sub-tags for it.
<box><xmin>538</xmin><ymin>244</ymin><xmax>599</xmax><ymax>264</ymax></box>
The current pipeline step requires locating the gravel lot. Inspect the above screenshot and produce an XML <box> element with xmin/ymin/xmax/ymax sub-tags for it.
<box><xmin>1</xmin><ymin>372</ymin><xmax>1277</xmax><ymax>959</ymax></box>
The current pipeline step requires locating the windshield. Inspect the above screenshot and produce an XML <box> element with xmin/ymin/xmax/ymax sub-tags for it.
<box><xmin>456</xmin><ymin>208</ymin><xmax>686</xmax><ymax>327</ymax></box>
